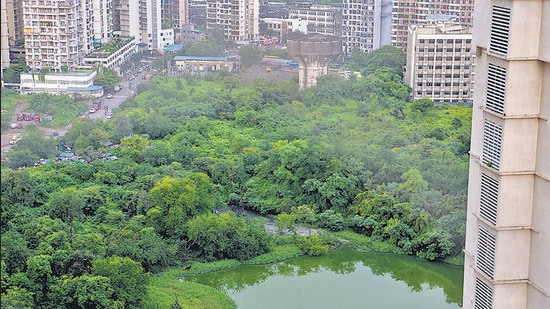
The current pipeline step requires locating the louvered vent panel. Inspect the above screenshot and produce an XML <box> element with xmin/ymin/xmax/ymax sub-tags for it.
<box><xmin>486</xmin><ymin>64</ymin><xmax>506</xmax><ymax>115</ymax></box>
<box><xmin>483</xmin><ymin>120</ymin><xmax>503</xmax><ymax>170</ymax></box>
<box><xmin>480</xmin><ymin>173</ymin><xmax>499</xmax><ymax>225</ymax></box>
<box><xmin>475</xmin><ymin>277</ymin><xmax>493</xmax><ymax>309</ymax></box>
<box><xmin>477</xmin><ymin>227</ymin><xmax>496</xmax><ymax>279</ymax></box>
<box><xmin>490</xmin><ymin>6</ymin><xmax>511</xmax><ymax>55</ymax></box>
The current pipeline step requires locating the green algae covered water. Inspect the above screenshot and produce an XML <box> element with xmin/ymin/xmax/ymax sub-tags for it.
<box><xmin>188</xmin><ymin>247</ymin><xmax>463</xmax><ymax>309</ymax></box>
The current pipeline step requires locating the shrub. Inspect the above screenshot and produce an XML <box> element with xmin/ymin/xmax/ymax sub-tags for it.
<box><xmin>317</xmin><ymin>210</ymin><xmax>346</xmax><ymax>231</ymax></box>
<box><xmin>297</xmin><ymin>235</ymin><xmax>328</xmax><ymax>256</ymax></box>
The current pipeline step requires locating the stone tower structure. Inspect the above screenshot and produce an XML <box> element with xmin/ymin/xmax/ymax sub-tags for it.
<box><xmin>287</xmin><ymin>34</ymin><xmax>341</xmax><ymax>90</ymax></box>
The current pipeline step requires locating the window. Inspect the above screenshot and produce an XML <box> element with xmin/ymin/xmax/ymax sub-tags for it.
<box><xmin>475</xmin><ymin>277</ymin><xmax>493</xmax><ymax>309</ymax></box>
<box><xmin>477</xmin><ymin>227</ymin><xmax>496</xmax><ymax>279</ymax></box>
<box><xmin>480</xmin><ymin>173</ymin><xmax>499</xmax><ymax>225</ymax></box>
<box><xmin>490</xmin><ymin>6</ymin><xmax>511</xmax><ymax>55</ymax></box>
<box><xmin>486</xmin><ymin>63</ymin><xmax>506</xmax><ymax>115</ymax></box>
<box><xmin>483</xmin><ymin>119</ymin><xmax>503</xmax><ymax>170</ymax></box>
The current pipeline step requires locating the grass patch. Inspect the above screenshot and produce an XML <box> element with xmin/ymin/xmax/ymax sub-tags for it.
<box><xmin>145</xmin><ymin>275</ymin><xmax>236</xmax><ymax>309</ymax></box>
<box><xmin>28</xmin><ymin>93</ymin><xmax>87</xmax><ymax>128</ymax></box>
<box><xmin>245</xmin><ymin>244</ymin><xmax>302</xmax><ymax>265</ymax></box>
<box><xmin>332</xmin><ymin>230</ymin><xmax>403</xmax><ymax>254</ymax></box>
<box><xmin>177</xmin><ymin>259</ymin><xmax>241</xmax><ymax>277</ymax></box>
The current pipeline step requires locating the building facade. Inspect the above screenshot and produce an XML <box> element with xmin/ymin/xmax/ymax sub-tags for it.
<box><xmin>92</xmin><ymin>0</ymin><xmax>113</xmax><ymax>47</ymax></box>
<box><xmin>288</xmin><ymin>4</ymin><xmax>341</xmax><ymax>37</ymax></box>
<box><xmin>20</xmin><ymin>70</ymin><xmax>103</xmax><ymax>97</ymax></box>
<box><xmin>173</xmin><ymin>55</ymin><xmax>240</xmax><ymax>75</ymax></box>
<box><xmin>188</xmin><ymin>0</ymin><xmax>207</xmax><ymax>28</ymax></box>
<box><xmin>114</xmin><ymin>0</ymin><xmax>165</xmax><ymax>51</ymax></box>
<box><xmin>463</xmin><ymin>1</ymin><xmax>550</xmax><ymax>308</ymax></box>
<box><xmin>261</xmin><ymin>18</ymin><xmax>307</xmax><ymax>41</ymax></box>
<box><xmin>22</xmin><ymin>0</ymin><xmax>91</xmax><ymax>70</ymax></box>
<box><xmin>1</xmin><ymin>1</ymin><xmax>10</xmax><ymax>77</ymax></box>
<box><xmin>82</xmin><ymin>37</ymin><xmax>137</xmax><ymax>70</ymax></box>
<box><xmin>342</xmin><ymin>0</ymin><xmax>392</xmax><ymax>54</ymax></box>
<box><xmin>21</xmin><ymin>0</ymin><xmax>114</xmax><ymax>71</ymax></box>
<box><xmin>5</xmin><ymin>0</ymin><xmax>24</xmax><ymax>48</ymax></box>
<box><xmin>391</xmin><ymin>0</ymin><xmax>474</xmax><ymax>52</ymax></box>
<box><xmin>405</xmin><ymin>21</ymin><xmax>473</xmax><ymax>104</ymax></box>
<box><xmin>206</xmin><ymin>0</ymin><xmax>259</xmax><ymax>42</ymax></box>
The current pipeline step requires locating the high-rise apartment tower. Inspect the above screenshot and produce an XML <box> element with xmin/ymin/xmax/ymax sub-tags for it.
<box><xmin>22</xmin><ymin>0</ymin><xmax>92</xmax><ymax>70</ymax></box>
<box><xmin>391</xmin><ymin>0</ymin><xmax>474</xmax><ymax>51</ymax></box>
<box><xmin>463</xmin><ymin>0</ymin><xmax>550</xmax><ymax>308</ymax></box>
<box><xmin>342</xmin><ymin>0</ymin><xmax>392</xmax><ymax>53</ymax></box>
<box><xmin>206</xmin><ymin>0</ymin><xmax>259</xmax><ymax>42</ymax></box>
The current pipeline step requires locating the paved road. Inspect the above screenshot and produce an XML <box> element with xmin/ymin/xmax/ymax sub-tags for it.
<box><xmin>88</xmin><ymin>70</ymin><xmax>147</xmax><ymax>120</ymax></box>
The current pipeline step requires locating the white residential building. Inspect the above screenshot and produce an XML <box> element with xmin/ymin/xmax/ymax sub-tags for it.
<box><xmin>342</xmin><ymin>0</ymin><xmax>392</xmax><ymax>54</ymax></box>
<box><xmin>22</xmin><ymin>0</ymin><xmax>89</xmax><ymax>70</ymax></box>
<box><xmin>405</xmin><ymin>21</ymin><xmax>473</xmax><ymax>104</ymax></box>
<box><xmin>114</xmin><ymin>0</ymin><xmax>164</xmax><ymax>51</ymax></box>
<box><xmin>92</xmin><ymin>0</ymin><xmax>113</xmax><ymax>47</ymax></box>
<box><xmin>261</xmin><ymin>18</ymin><xmax>308</xmax><ymax>40</ymax></box>
<box><xmin>390</xmin><ymin>0</ymin><xmax>474</xmax><ymax>52</ymax></box>
<box><xmin>463</xmin><ymin>0</ymin><xmax>550</xmax><ymax>308</ymax></box>
<box><xmin>206</xmin><ymin>0</ymin><xmax>259</xmax><ymax>42</ymax></box>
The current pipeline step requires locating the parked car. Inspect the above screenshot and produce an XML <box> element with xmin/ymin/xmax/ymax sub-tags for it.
<box><xmin>106</xmin><ymin>94</ymin><xmax>113</xmax><ymax>99</ymax></box>
<box><xmin>89</xmin><ymin>107</ymin><xmax>96</xmax><ymax>113</ymax></box>
<box><xmin>9</xmin><ymin>135</ymin><xmax>22</xmax><ymax>145</ymax></box>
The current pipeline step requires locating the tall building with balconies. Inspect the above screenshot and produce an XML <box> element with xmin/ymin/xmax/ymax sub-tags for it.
<box><xmin>92</xmin><ymin>0</ymin><xmax>113</xmax><ymax>47</ymax></box>
<box><xmin>463</xmin><ymin>0</ymin><xmax>550</xmax><ymax>308</ymax></box>
<box><xmin>113</xmin><ymin>0</ymin><xmax>163</xmax><ymax>51</ymax></box>
<box><xmin>1</xmin><ymin>1</ymin><xmax>10</xmax><ymax>81</ymax></box>
<box><xmin>206</xmin><ymin>0</ymin><xmax>259</xmax><ymax>42</ymax></box>
<box><xmin>22</xmin><ymin>0</ymin><xmax>91</xmax><ymax>70</ymax></box>
<box><xmin>5</xmin><ymin>0</ymin><xmax>24</xmax><ymax>48</ymax></box>
<box><xmin>391</xmin><ymin>0</ymin><xmax>474</xmax><ymax>52</ymax></box>
<box><xmin>342</xmin><ymin>0</ymin><xmax>392</xmax><ymax>54</ymax></box>
<box><xmin>405</xmin><ymin>20</ymin><xmax>473</xmax><ymax>104</ymax></box>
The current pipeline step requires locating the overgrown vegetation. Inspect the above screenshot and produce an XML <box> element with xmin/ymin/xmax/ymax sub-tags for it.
<box><xmin>1</xmin><ymin>46</ymin><xmax>471</xmax><ymax>308</ymax></box>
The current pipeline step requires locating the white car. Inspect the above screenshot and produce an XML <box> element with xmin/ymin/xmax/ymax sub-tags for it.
<box><xmin>106</xmin><ymin>94</ymin><xmax>114</xmax><ymax>99</ymax></box>
<box><xmin>9</xmin><ymin>135</ymin><xmax>21</xmax><ymax>145</ymax></box>
<box><xmin>89</xmin><ymin>108</ymin><xmax>96</xmax><ymax>113</ymax></box>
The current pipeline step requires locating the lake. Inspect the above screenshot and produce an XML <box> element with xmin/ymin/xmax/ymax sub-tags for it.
<box><xmin>188</xmin><ymin>247</ymin><xmax>463</xmax><ymax>308</ymax></box>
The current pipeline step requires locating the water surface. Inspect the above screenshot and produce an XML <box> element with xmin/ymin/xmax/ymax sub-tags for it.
<box><xmin>188</xmin><ymin>248</ymin><xmax>463</xmax><ymax>309</ymax></box>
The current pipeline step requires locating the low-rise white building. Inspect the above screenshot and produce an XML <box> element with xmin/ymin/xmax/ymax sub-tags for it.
<box><xmin>158</xmin><ymin>28</ymin><xmax>175</xmax><ymax>51</ymax></box>
<box><xmin>173</xmin><ymin>56</ymin><xmax>240</xmax><ymax>75</ymax></box>
<box><xmin>261</xmin><ymin>18</ymin><xmax>308</xmax><ymax>41</ymax></box>
<box><xmin>82</xmin><ymin>37</ymin><xmax>137</xmax><ymax>71</ymax></box>
<box><xmin>20</xmin><ymin>70</ymin><xmax>103</xmax><ymax>98</ymax></box>
<box><xmin>289</xmin><ymin>4</ymin><xmax>341</xmax><ymax>36</ymax></box>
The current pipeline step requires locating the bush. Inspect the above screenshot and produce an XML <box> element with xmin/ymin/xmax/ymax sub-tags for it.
<box><xmin>317</xmin><ymin>210</ymin><xmax>346</xmax><ymax>231</ymax></box>
<box><xmin>297</xmin><ymin>235</ymin><xmax>328</xmax><ymax>256</ymax></box>
<box><xmin>410</xmin><ymin>231</ymin><xmax>453</xmax><ymax>261</ymax></box>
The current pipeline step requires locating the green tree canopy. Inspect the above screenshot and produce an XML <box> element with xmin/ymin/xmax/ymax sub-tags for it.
<box><xmin>94</xmin><ymin>68</ymin><xmax>120</xmax><ymax>92</ymax></box>
<box><xmin>349</xmin><ymin>45</ymin><xmax>406</xmax><ymax>76</ymax></box>
<box><xmin>92</xmin><ymin>256</ymin><xmax>149</xmax><ymax>309</ymax></box>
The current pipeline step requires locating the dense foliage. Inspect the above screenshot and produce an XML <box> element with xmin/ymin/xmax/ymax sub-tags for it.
<box><xmin>1</xmin><ymin>52</ymin><xmax>471</xmax><ymax>307</ymax></box>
